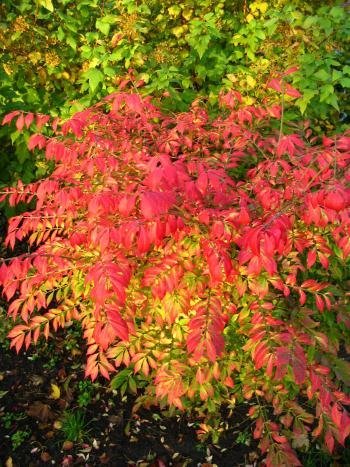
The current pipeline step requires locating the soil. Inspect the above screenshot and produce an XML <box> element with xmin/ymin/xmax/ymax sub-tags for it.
<box><xmin>0</xmin><ymin>335</ymin><xmax>257</xmax><ymax>467</ymax></box>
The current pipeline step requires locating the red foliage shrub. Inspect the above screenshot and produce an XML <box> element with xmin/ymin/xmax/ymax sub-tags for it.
<box><xmin>1</xmin><ymin>91</ymin><xmax>350</xmax><ymax>464</ymax></box>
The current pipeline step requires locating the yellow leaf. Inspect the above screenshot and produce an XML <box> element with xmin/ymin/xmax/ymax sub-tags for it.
<box><xmin>50</xmin><ymin>383</ymin><xmax>61</xmax><ymax>400</ymax></box>
<box><xmin>246</xmin><ymin>75</ymin><xmax>256</xmax><ymax>88</ymax></box>
<box><xmin>260</xmin><ymin>2</ymin><xmax>268</xmax><ymax>14</ymax></box>
<box><xmin>243</xmin><ymin>96</ymin><xmax>255</xmax><ymax>105</ymax></box>
<box><xmin>38</xmin><ymin>0</ymin><xmax>54</xmax><ymax>12</ymax></box>
<box><xmin>172</xmin><ymin>26</ymin><xmax>185</xmax><ymax>38</ymax></box>
<box><xmin>168</xmin><ymin>5</ymin><xmax>181</xmax><ymax>17</ymax></box>
<box><xmin>182</xmin><ymin>8</ymin><xmax>193</xmax><ymax>21</ymax></box>
<box><xmin>226</xmin><ymin>73</ymin><xmax>238</xmax><ymax>83</ymax></box>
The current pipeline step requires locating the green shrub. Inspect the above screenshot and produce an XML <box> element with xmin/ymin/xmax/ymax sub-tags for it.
<box><xmin>1</xmin><ymin>1</ymin><xmax>349</xmax><ymax>184</ymax></box>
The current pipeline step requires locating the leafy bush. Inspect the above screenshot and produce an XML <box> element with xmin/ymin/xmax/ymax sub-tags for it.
<box><xmin>0</xmin><ymin>88</ymin><xmax>349</xmax><ymax>465</ymax></box>
<box><xmin>1</xmin><ymin>0</ymin><xmax>349</xmax><ymax>183</ymax></box>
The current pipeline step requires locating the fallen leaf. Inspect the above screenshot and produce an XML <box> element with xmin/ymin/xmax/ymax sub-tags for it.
<box><xmin>58</xmin><ymin>368</ymin><xmax>67</xmax><ymax>379</ymax></box>
<box><xmin>79</xmin><ymin>445</ymin><xmax>92</xmax><ymax>453</ymax></box>
<box><xmin>27</xmin><ymin>401</ymin><xmax>55</xmax><ymax>422</ymax></box>
<box><xmin>62</xmin><ymin>455</ymin><xmax>73</xmax><ymax>466</ymax></box>
<box><xmin>57</xmin><ymin>398</ymin><xmax>68</xmax><ymax>410</ymax></box>
<box><xmin>30</xmin><ymin>374</ymin><xmax>45</xmax><ymax>386</ymax></box>
<box><xmin>108</xmin><ymin>413</ymin><xmax>123</xmax><ymax>425</ymax></box>
<box><xmin>62</xmin><ymin>440</ymin><xmax>74</xmax><ymax>450</ymax></box>
<box><xmin>5</xmin><ymin>458</ymin><xmax>13</xmax><ymax>467</ymax></box>
<box><xmin>40</xmin><ymin>452</ymin><xmax>52</xmax><ymax>462</ymax></box>
<box><xmin>53</xmin><ymin>420</ymin><xmax>62</xmax><ymax>430</ymax></box>
<box><xmin>99</xmin><ymin>453</ymin><xmax>110</xmax><ymax>464</ymax></box>
<box><xmin>50</xmin><ymin>383</ymin><xmax>61</xmax><ymax>400</ymax></box>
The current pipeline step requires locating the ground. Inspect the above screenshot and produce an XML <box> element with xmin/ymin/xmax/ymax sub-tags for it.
<box><xmin>0</xmin><ymin>330</ymin><xmax>257</xmax><ymax>467</ymax></box>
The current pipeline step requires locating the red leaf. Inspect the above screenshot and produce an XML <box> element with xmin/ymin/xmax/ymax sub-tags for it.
<box><xmin>292</xmin><ymin>345</ymin><xmax>307</xmax><ymax>385</ymax></box>
<box><xmin>267</xmin><ymin>78</ymin><xmax>282</xmax><ymax>92</ymax></box>
<box><xmin>137</xmin><ymin>225</ymin><xmax>152</xmax><ymax>254</ymax></box>
<box><xmin>253</xmin><ymin>341</ymin><xmax>269</xmax><ymax>370</ymax></box>
<box><xmin>307</xmin><ymin>250</ymin><xmax>317</xmax><ymax>268</ymax></box>
<box><xmin>323</xmin><ymin>190</ymin><xmax>347</xmax><ymax>211</ymax></box>
<box><xmin>283</xmin><ymin>66</ymin><xmax>299</xmax><ymax>76</ymax></box>
<box><xmin>325</xmin><ymin>430</ymin><xmax>334</xmax><ymax>453</ymax></box>
<box><xmin>315</xmin><ymin>294</ymin><xmax>325</xmax><ymax>312</ymax></box>
<box><xmin>28</xmin><ymin>134</ymin><xmax>47</xmax><ymax>151</ymax></box>
<box><xmin>125</xmin><ymin>94</ymin><xmax>143</xmax><ymax>113</ymax></box>
<box><xmin>285</xmin><ymin>83</ymin><xmax>301</xmax><ymax>98</ymax></box>
<box><xmin>2</xmin><ymin>110</ymin><xmax>20</xmax><ymax>125</ymax></box>
<box><xmin>140</xmin><ymin>191</ymin><xmax>175</xmax><ymax>219</ymax></box>
<box><xmin>118</xmin><ymin>195</ymin><xmax>136</xmax><ymax>217</ymax></box>
<box><xmin>106</xmin><ymin>306</ymin><xmax>129</xmax><ymax>341</ymax></box>
<box><xmin>36</xmin><ymin>114</ymin><xmax>50</xmax><ymax>130</ymax></box>
<box><xmin>24</xmin><ymin>112</ymin><xmax>34</xmax><ymax>128</ymax></box>
<box><xmin>337</xmin><ymin>136</ymin><xmax>350</xmax><ymax>151</ymax></box>
<box><xmin>16</xmin><ymin>113</ymin><xmax>25</xmax><ymax>131</ymax></box>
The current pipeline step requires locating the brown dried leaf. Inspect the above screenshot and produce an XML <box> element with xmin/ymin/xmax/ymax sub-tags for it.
<box><xmin>27</xmin><ymin>401</ymin><xmax>55</xmax><ymax>422</ymax></box>
<box><xmin>40</xmin><ymin>452</ymin><xmax>52</xmax><ymax>462</ymax></box>
<box><xmin>62</xmin><ymin>440</ymin><xmax>74</xmax><ymax>450</ymax></box>
<box><xmin>99</xmin><ymin>453</ymin><xmax>110</xmax><ymax>464</ymax></box>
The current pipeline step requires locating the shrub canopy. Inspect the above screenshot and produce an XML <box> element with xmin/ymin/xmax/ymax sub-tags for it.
<box><xmin>1</xmin><ymin>89</ymin><xmax>350</xmax><ymax>464</ymax></box>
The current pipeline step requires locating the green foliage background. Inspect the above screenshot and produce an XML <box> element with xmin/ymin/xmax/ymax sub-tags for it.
<box><xmin>0</xmin><ymin>0</ymin><xmax>349</xmax><ymax>184</ymax></box>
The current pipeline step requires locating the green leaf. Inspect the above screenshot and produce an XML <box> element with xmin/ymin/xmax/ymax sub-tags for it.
<box><xmin>296</xmin><ymin>89</ymin><xmax>317</xmax><ymax>114</ymax></box>
<box><xmin>318</xmin><ymin>18</ymin><xmax>332</xmax><ymax>35</ymax></box>
<box><xmin>110</xmin><ymin>368</ymin><xmax>132</xmax><ymax>389</ymax></box>
<box><xmin>254</xmin><ymin>29</ymin><xmax>266</xmax><ymax>40</ymax></box>
<box><xmin>324</xmin><ymin>93</ymin><xmax>339</xmax><ymax>110</ymax></box>
<box><xmin>96</xmin><ymin>15</ymin><xmax>117</xmax><ymax>36</ymax></box>
<box><xmin>314</xmin><ymin>68</ymin><xmax>330</xmax><ymax>82</ymax></box>
<box><xmin>128</xmin><ymin>377</ymin><xmax>137</xmax><ymax>394</ymax></box>
<box><xmin>10</xmin><ymin>131</ymin><xmax>21</xmax><ymax>144</ymax></box>
<box><xmin>102</xmin><ymin>66</ymin><xmax>116</xmax><ymax>77</ymax></box>
<box><xmin>96</xmin><ymin>19</ymin><xmax>110</xmax><ymax>36</ymax></box>
<box><xmin>332</xmin><ymin>358</ymin><xmax>350</xmax><ymax>385</ymax></box>
<box><xmin>340</xmin><ymin>77</ymin><xmax>350</xmax><ymax>88</ymax></box>
<box><xmin>193</xmin><ymin>35</ymin><xmax>211</xmax><ymax>59</ymax></box>
<box><xmin>120</xmin><ymin>381</ymin><xmax>127</xmax><ymax>396</ymax></box>
<box><xmin>303</xmin><ymin>16</ymin><xmax>316</xmax><ymax>29</ymax></box>
<box><xmin>319</xmin><ymin>84</ymin><xmax>334</xmax><ymax>103</ymax></box>
<box><xmin>84</xmin><ymin>68</ymin><xmax>104</xmax><ymax>93</ymax></box>
<box><xmin>329</xmin><ymin>6</ymin><xmax>345</xmax><ymax>20</ymax></box>
<box><xmin>332</xmin><ymin>69</ymin><xmax>342</xmax><ymax>82</ymax></box>
<box><xmin>66</xmin><ymin>35</ymin><xmax>77</xmax><ymax>51</ymax></box>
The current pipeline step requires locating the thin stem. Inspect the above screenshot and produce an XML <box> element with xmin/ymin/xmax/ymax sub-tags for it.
<box><xmin>278</xmin><ymin>79</ymin><xmax>285</xmax><ymax>142</ymax></box>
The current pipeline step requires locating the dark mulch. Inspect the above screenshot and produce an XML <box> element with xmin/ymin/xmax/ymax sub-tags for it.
<box><xmin>0</xmin><ymin>335</ymin><xmax>257</xmax><ymax>467</ymax></box>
